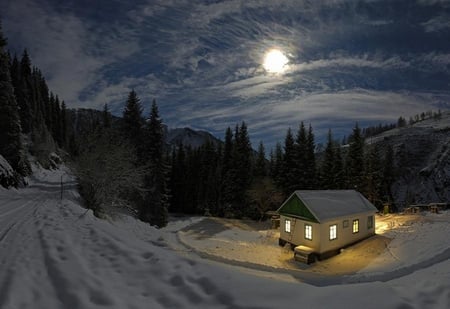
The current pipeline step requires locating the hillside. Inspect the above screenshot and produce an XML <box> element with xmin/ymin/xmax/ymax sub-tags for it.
<box><xmin>165</xmin><ymin>127</ymin><xmax>221</xmax><ymax>148</ymax></box>
<box><xmin>368</xmin><ymin>111</ymin><xmax>450</xmax><ymax>207</ymax></box>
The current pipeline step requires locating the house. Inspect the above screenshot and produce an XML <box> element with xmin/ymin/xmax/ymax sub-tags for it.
<box><xmin>277</xmin><ymin>190</ymin><xmax>377</xmax><ymax>263</ymax></box>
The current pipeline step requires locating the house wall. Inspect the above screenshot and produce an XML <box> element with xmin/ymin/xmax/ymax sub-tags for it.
<box><xmin>280</xmin><ymin>212</ymin><xmax>376</xmax><ymax>254</ymax></box>
<box><xmin>318</xmin><ymin>211</ymin><xmax>376</xmax><ymax>253</ymax></box>
<box><xmin>279</xmin><ymin>215</ymin><xmax>321</xmax><ymax>251</ymax></box>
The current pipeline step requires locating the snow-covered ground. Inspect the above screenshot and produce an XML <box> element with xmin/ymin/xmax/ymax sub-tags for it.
<box><xmin>1</xmin><ymin>165</ymin><xmax>449</xmax><ymax>309</ymax></box>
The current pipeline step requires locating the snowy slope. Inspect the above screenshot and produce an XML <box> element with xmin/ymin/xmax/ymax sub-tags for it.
<box><xmin>0</xmin><ymin>165</ymin><xmax>449</xmax><ymax>308</ymax></box>
<box><xmin>368</xmin><ymin>111</ymin><xmax>450</xmax><ymax>207</ymax></box>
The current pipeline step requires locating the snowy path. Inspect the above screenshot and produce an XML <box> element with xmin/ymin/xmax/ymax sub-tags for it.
<box><xmin>0</xmin><ymin>166</ymin><xmax>449</xmax><ymax>309</ymax></box>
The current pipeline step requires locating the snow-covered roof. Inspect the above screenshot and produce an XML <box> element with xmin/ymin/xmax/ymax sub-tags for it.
<box><xmin>279</xmin><ymin>190</ymin><xmax>377</xmax><ymax>222</ymax></box>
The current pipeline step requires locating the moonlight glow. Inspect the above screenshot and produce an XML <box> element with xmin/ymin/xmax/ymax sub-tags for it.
<box><xmin>263</xmin><ymin>49</ymin><xmax>289</xmax><ymax>73</ymax></box>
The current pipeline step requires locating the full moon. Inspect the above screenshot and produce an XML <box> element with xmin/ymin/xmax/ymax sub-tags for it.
<box><xmin>263</xmin><ymin>49</ymin><xmax>289</xmax><ymax>73</ymax></box>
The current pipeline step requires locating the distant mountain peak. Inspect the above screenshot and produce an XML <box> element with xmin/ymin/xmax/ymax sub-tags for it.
<box><xmin>165</xmin><ymin>127</ymin><xmax>221</xmax><ymax>149</ymax></box>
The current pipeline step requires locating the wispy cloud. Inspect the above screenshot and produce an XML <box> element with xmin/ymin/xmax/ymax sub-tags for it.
<box><xmin>290</xmin><ymin>55</ymin><xmax>411</xmax><ymax>72</ymax></box>
<box><xmin>1</xmin><ymin>0</ymin><xmax>449</xmax><ymax>149</ymax></box>
<box><xmin>421</xmin><ymin>15</ymin><xmax>450</xmax><ymax>32</ymax></box>
<box><xmin>2</xmin><ymin>0</ymin><xmax>140</xmax><ymax>106</ymax></box>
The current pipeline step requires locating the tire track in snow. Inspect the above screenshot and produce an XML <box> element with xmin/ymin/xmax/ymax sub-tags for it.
<box><xmin>0</xmin><ymin>222</ymin><xmax>16</xmax><ymax>243</ymax></box>
<box><xmin>0</xmin><ymin>193</ymin><xmax>47</xmax><ymax>308</ymax></box>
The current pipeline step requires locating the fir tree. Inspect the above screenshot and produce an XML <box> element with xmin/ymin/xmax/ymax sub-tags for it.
<box><xmin>102</xmin><ymin>103</ymin><xmax>111</xmax><ymax>128</ymax></box>
<box><xmin>254</xmin><ymin>141</ymin><xmax>266</xmax><ymax>177</ymax></box>
<box><xmin>321</xmin><ymin>129</ymin><xmax>335</xmax><ymax>189</ymax></box>
<box><xmin>382</xmin><ymin>145</ymin><xmax>395</xmax><ymax>203</ymax></box>
<box><xmin>16</xmin><ymin>50</ymin><xmax>32</xmax><ymax>133</ymax></box>
<box><xmin>220</xmin><ymin>126</ymin><xmax>235</xmax><ymax>213</ymax></box>
<box><xmin>345</xmin><ymin>123</ymin><xmax>365</xmax><ymax>190</ymax></box>
<box><xmin>305</xmin><ymin>124</ymin><xmax>316</xmax><ymax>189</ymax></box>
<box><xmin>333</xmin><ymin>144</ymin><xmax>344</xmax><ymax>189</ymax></box>
<box><xmin>233</xmin><ymin>121</ymin><xmax>253</xmax><ymax>214</ymax></box>
<box><xmin>271</xmin><ymin>142</ymin><xmax>284</xmax><ymax>189</ymax></box>
<box><xmin>122</xmin><ymin>90</ymin><xmax>143</xmax><ymax>151</ymax></box>
<box><xmin>293</xmin><ymin>122</ymin><xmax>307</xmax><ymax>189</ymax></box>
<box><xmin>236</xmin><ymin>121</ymin><xmax>253</xmax><ymax>184</ymax></box>
<box><xmin>282</xmin><ymin>128</ymin><xmax>296</xmax><ymax>195</ymax></box>
<box><xmin>363</xmin><ymin>145</ymin><xmax>383</xmax><ymax>207</ymax></box>
<box><xmin>140</xmin><ymin>99</ymin><xmax>169</xmax><ymax>228</ymax></box>
<box><xmin>169</xmin><ymin>143</ymin><xmax>186</xmax><ymax>213</ymax></box>
<box><xmin>61</xmin><ymin>101</ymin><xmax>67</xmax><ymax>147</ymax></box>
<box><xmin>0</xmin><ymin>23</ymin><xmax>26</xmax><ymax>175</ymax></box>
<box><xmin>52</xmin><ymin>95</ymin><xmax>62</xmax><ymax>146</ymax></box>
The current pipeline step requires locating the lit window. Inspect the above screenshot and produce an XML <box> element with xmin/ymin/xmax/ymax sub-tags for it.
<box><xmin>367</xmin><ymin>216</ymin><xmax>374</xmax><ymax>229</ymax></box>
<box><xmin>329</xmin><ymin>224</ymin><xmax>337</xmax><ymax>240</ymax></box>
<box><xmin>305</xmin><ymin>224</ymin><xmax>312</xmax><ymax>240</ymax></box>
<box><xmin>353</xmin><ymin>219</ymin><xmax>359</xmax><ymax>233</ymax></box>
<box><xmin>343</xmin><ymin>220</ymin><xmax>349</xmax><ymax>228</ymax></box>
<box><xmin>285</xmin><ymin>219</ymin><xmax>291</xmax><ymax>233</ymax></box>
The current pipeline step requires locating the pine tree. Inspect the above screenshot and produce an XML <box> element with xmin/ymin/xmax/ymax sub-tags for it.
<box><xmin>382</xmin><ymin>145</ymin><xmax>395</xmax><ymax>203</ymax></box>
<box><xmin>16</xmin><ymin>50</ymin><xmax>32</xmax><ymax>133</ymax></box>
<box><xmin>345</xmin><ymin>123</ymin><xmax>365</xmax><ymax>191</ymax></box>
<box><xmin>102</xmin><ymin>103</ymin><xmax>111</xmax><ymax>128</ymax></box>
<box><xmin>0</xmin><ymin>23</ymin><xmax>26</xmax><ymax>175</ymax></box>
<box><xmin>305</xmin><ymin>124</ymin><xmax>316</xmax><ymax>189</ymax></box>
<box><xmin>60</xmin><ymin>101</ymin><xmax>67</xmax><ymax>147</ymax></box>
<box><xmin>220</xmin><ymin>126</ymin><xmax>235</xmax><ymax>213</ymax></box>
<box><xmin>52</xmin><ymin>95</ymin><xmax>62</xmax><ymax>146</ymax></box>
<box><xmin>144</xmin><ymin>99</ymin><xmax>164</xmax><ymax>162</ymax></box>
<box><xmin>254</xmin><ymin>141</ymin><xmax>266</xmax><ymax>177</ymax></box>
<box><xmin>293</xmin><ymin>122</ymin><xmax>307</xmax><ymax>190</ymax></box>
<box><xmin>237</xmin><ymin>121</ymin><xmax>253</xmax><ymax>184</ymax></box>
<box><xmin>140</xmin><ymin>99</ymin><xmax>168</xmax><ymax>227</ymax></box>
<box><xmin>122</xmin><ymin>90</ymin><xmax>143</xmax><ymax>152</ymax></box>
<box><xmin>363</xmin><ymin>145</ymin><xmax>383</xmax><ymax>207</ymax></box>
<box><xmin>169</xmin><ymin>143</ymin><xmax>186</xmax><ymax>213</ymax></box>
<box><xmin>234</xmin><ymin>121</ymin><xmax>253</xmax><ymax>214</ymax></box>
<box><xmin>321</xmin><ymin>129</ymin><xmax>335</xmax><ymax>189</ymax></box>
<box><xmin>333</xmin><ymin>144</ymin><xmax>344</xmax><ymax>189</ymax></box>
<box><xmin>282</xmin><ymin>128</ymin><xmax>296</xmax><ymax>195</ymax></box>
<box><xmin>272</xmin><ymin>142</ymin><xmax>284</xmax><ymax>189</ymax></box>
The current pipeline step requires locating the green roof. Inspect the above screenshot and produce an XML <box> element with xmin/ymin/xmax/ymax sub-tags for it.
<box><xmin>277</xmin><ymin>194</ymin><xmax>318</xmax><ymax>223</ymax></box>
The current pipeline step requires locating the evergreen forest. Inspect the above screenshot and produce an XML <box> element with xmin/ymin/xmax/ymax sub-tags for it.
<box><xmin>1</xmin><ymin>22</ymin><xmax>441</xmax><ymax>228</ymax></box>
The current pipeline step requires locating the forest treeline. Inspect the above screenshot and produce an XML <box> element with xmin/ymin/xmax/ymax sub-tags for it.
<box><xmin>0</xmin><ymin>23</ymin><xmax>442</xmax><ymax>227</ymax></box>
<box><xmin>0</xmin><ymin>23</ymin><xmax>71</xmax><ymax>188</ymax></box>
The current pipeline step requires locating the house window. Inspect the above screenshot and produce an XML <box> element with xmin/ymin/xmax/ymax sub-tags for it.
<box><xmin>285</xmin><ymin>219</ymin><xmax>291</xmax><ymax>233</ymax></box>
<box><xmin>367</xmin><ymin>215</ymin><xmax>374</xmax><ymax>229</ymax></box>
<box><xmin>329</xmin><ymin>224</ymin><xmax>337</xmax><ymax>240</ymax></box>
<box><xmin>352</xmin><ymin>219</ymin><xmax>359</xmax><ymax>233</ymax></box>
<box><xmin>305</xmin><ymin>224</ymin><xmax>312</xmax><ymax>240</ymax></box>
<box><xmin>343</xmin><ymin>220</ymin><xmax>349</xmax><ymax>228</ymax></box>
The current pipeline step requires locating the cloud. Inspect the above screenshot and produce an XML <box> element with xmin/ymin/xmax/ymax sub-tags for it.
<box><xmin>421</xmin><ymin>15</ymin><xmax>450</xmax><ymax>32</ymax></box>
<box><xmin>1</xmin><ymin>0</ymin><xmax>449</xmax><ymax>151</ymax></box>
<box><xmin>290</xmin><ymin>55</ymin><xmax>411</xmax><ymax>73</ymax></box>
<box><xmin>160</xmin><ymin>87</ymin><xmax>450</xmax><ymax>150</ymax></box>
<box><xmin>1</xmin><ymin>0</ymin><xmax>140</xmax><ymax>106</ymax></box>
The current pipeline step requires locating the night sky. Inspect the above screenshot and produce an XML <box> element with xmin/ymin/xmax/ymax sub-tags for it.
<box><xmin>2</xmin><ymin>0</ymin><xmax>449</xmax><ymax>148</ymax></box>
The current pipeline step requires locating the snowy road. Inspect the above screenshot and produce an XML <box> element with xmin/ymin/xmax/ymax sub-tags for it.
<box><xmin>0</xmin><ymin>165</ymin><xmax>449</xmax><ymax>309</ymax></box>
